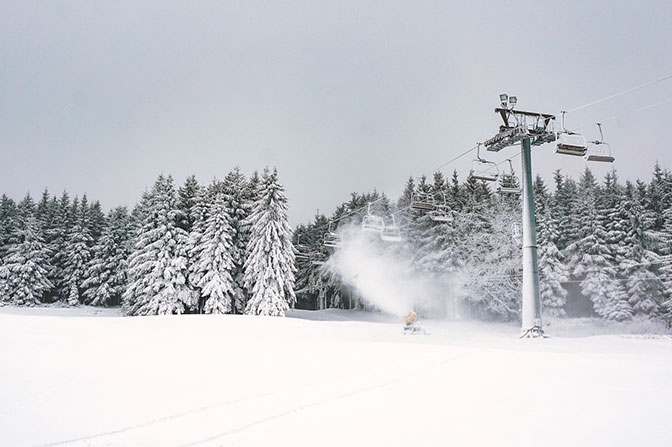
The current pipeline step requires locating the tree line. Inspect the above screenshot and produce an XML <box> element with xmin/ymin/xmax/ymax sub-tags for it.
<box><xmin>0</xmin><ymin>168</ymin><xmax>296</xmax><ymax>316</ymax></box>
<box><xmin>293</xmin><ymin>164</ymin><xmax>672</xmax><ymax>325</ymax></box>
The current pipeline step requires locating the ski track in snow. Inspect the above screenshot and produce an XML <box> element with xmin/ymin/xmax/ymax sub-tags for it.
<box><xmin>35</xmin><ymin>350</ymin><xmax>438</xmax><ymax>447</ymax></box>
<box><xmin>176</xmin><ymin>350</ymin><xmax>480</xmax><ymax>447</ymax></box>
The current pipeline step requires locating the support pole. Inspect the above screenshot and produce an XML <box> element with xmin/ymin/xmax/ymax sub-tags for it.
<box><xmin>520</xmin><ymin>137</ymin><xmax>543</xmax><ymax>336</ymax></box>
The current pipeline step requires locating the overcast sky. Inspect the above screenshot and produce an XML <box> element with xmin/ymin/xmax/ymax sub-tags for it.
<box><xmin>2</xmin><ymin>0</ymin><xmax>671</xmax><ymax>225</ymax></box>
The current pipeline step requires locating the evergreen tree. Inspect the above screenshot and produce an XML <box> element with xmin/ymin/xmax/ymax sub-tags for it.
<box><xmin>1</xmin><ymin>207</ymin><xmax>53</xmax><ymax>305</ymax></box>
<box><xmin>81</xmin><ymin>207</ymin><xmax>132</xmax><ymax>306</ymax></box>
<box><xmin>565</xmin><ymin>168</ymin><xmax>624</xmax><ymax>318</ymax></box>
<box><xmin>620</xmin><ymin>182</ymin><xmax>665</xmax><ymax>317</ymax></box>
<box><xmin>62</xmin><ymin>196</ymin><xmax>94</xmax><ymax>305</ymax></box>
<box><xmin>552</xmin><ymin>171</ymin><xmax>580</xmax><ymax>251</ymax></box>
<box><xmin>535</xmin><ymin>176</ymin><xmax>568</xmax><ymax>316</ymax></box>
<box><xmin>185</xmin><ymin>183</ymin><xmax>208</xmax><ymax>311</ymax></box>
<box><xmin>224</xmin><ymin>168</ymin><xmax>253</xmax><ymax>313</ymax></box>
<box><xmin>397</xmin><ymin>176</ymin><xmax>415</xmax><ymax>209</ymax></box>
<box><xmin>88</xmin><ymin>201</ymin><xmax>106</xmax><ymax>244</ymax></box>
<box><xmin>49</xmin><ymin>191</ymin><xmax>73</xmax><ymax>300</ymax></box>
<box><xmin>193</xmin><ymin>191</ymin><xmax>236</xmax><ymax>314</ymax></box>
<box><xmin>123</xmin><ymin>175</ymin><xmax>195</xmax><ymax>315</ymax></box>
<box><xmin>178</xmin><ymin>175</ymin><xmax>201</xmax><ymax>232</ymax></box>
<box><xmin>243</xmin><ymin>168</ymin><xmax>296</xmax><ymax>316</ymax></box>
<box><xmin>0</xmin><ymin>195</ymin><xmax>18</xmax><ymax>261</ymax></box>
<box><xmin>598</xmin><ymin>171</ymin><xmax>632</xmax><ymax>321</ymax></box>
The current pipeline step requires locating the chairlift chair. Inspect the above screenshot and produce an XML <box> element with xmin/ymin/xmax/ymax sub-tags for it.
<box><xmin>380</xmin><ymin>216</ymin><xmax>402</xmax><ymax>242</ymax></box>
<box><xmin>498</xmin><ymin>159</ymin><xmax>521</xmax><ymax>195</ymax></box>
<box><xmin>410</xmin><ymin>192</ymin><xmax>435</xmax><ymax>211</ymax></box>
<box><xmin>555</xmin><ymin>111</ymin><xmax>588</xmax><ymax>156</ymax></box>
<box><xmin>323</xmin><ymin>232</ymin><xmax>342</xmax><ymax>248</ymax></box>
<box><xmin>429</xmin><ymin>207</ymin><xmax>453</xmax><ymax>223</ymax></box>
<box><xmin>362</xmin><ymin>203</ymin><xmax>385</xmax><ymax>233</ymax></box>
<box><xmin>470</xmin><ymin>143</ymin><xmax>499</xmax><ymax>182</ymax></box>
<box><xmin>323</xmin><ymin>222</ymin><xmax>342</xmax><ymax>248</ymax></box>
<box><xmin>428</xmin><ymin>193</ymin><xmax>453</xmax><ymax>222</ymax></box>
<box><xmin>585</xmin><ymin>123</ymin><xmax>615</xmax><ymax>163</ymax></box>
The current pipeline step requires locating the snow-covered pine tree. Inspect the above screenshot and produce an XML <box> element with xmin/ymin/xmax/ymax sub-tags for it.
<box><xmin>534</xmin><ymin>176</ymin><xmax>568</xmax><ymax>316</ymax></box>
<box><xmin>185</xmin><ymin>182</ymin><xmax>208</xmax><ymax>311</ymax></box>
<box><xmin>243</xmin><ymin>168</ymin><xmax>296</xmax><ymax>316</ymax></box>
<box><xmin>123</xmin><ymin>175</ymin><xmax>195</xmax><ymax>316</ymax></box>
<box><xmin>49</xmin><ymin>191</ymin><xmax>73</xmax><ymax>301</ymax></box>
<box><xmin>620</xmin><ymin>182</ymin><xmax>665</xmax><ymax>317</ymax></box>
<box><xmin>1</xmin><ymin>196</ymin><xmax>53</xmax><ymax>306</ymax></box>
<box><xmin>552</xmin><ymin>171</ymin><xmax>580</xmax><ymax>251</ymax></box>
<box><xmin>223</xmin><ymin>168</ymin><xmax>252</xmax><ymax>313</ymax></box>
<box><xmin>394</xmin><ymin>176</ymin><xmax>416</xmax><ymax>233</ymax></box>
<box><xmin>178</xmin><ymin>175</ymin><xmax>201</xmax><ymax>232</ymax></box>
<box><xmin>62</xmin><ymin>195</ymin><xmax>94</xmax><ymax>305</ymax></box>
<box><xmin>0</xmin><ymin>194</ymin><xmax>18</xmax><ymax>262</ymax></box>
<box><xmin>447</xmin><ymin>170</ymin><xmax>463</xmax><ymax>212</ymax></box>
<box><xmin>193</xmin><ymin>190</ymin><xmax>236</xmax><ymax>314</ymax></box>
<box><xmin>35</xmin><ymin>191</ymin><xmax>60</xmax><ymax>301</ymax></box>
<box><xmin>88</xmin><ymin>200</ymin><xmax>106</xmax><ymax>245</ymax></box>
<box><xmin>565</xmin><ymin>168</ymin><xmax>622</xmax><ymax>318</ymax></box>
<box><xmin>599</xmin><ymin>171</ymin><xmax>632</xmax><ymax>321</ymax></box>
<box><xmin>81</xmin><ymin>207</ymin><xmax>132</xmax><ymax>306</ymax></box>
<box><xmin>397</xmin><ymin>176</ymin><xmax>415</xmax><ymax>209</ymax></box>
<box><xmin>35</xmin><ymin>189</ymin><xmax>52</xmax><ymax>231</ymax></box>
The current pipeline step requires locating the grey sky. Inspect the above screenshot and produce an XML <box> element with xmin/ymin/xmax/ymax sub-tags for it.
<box><xmin>2</xmin><ymin>0</ymin><xmax>671</xmax><ymax>225</ymax></box>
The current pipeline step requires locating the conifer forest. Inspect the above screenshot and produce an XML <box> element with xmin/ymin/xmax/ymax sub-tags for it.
<box><xmin>1</xmin><ymin>163</ymin><xmax>672</xmax><ymax>326</ymax></box>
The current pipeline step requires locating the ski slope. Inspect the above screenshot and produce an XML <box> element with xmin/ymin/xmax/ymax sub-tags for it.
<box><xmin>1</xmin><ymin>307</ymin><xmax>671</xmax><ymax>447</ymax></box>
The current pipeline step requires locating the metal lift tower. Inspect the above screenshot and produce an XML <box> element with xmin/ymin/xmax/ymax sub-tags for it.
<box><xmin>484</xmin><ymin>95</ymin><xmax>556</xmax><ymax>337</ymax></box>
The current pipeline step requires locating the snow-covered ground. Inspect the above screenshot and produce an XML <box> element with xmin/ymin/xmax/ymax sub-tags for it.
<box><xmin>1</xmin><ymin>307</ymin><xmax>671</xmax><ymax>447</ymax></box>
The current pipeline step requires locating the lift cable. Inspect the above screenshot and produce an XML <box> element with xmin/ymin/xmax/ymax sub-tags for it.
<box><xmin>565</xmin><ymin>73</ymin><xmax>672</xmax><ymax>113</ymax></box>
<box><xmin>573</xmin><ymin>96</ymin><xmax>672</xmax><ymax>132</ymax></box>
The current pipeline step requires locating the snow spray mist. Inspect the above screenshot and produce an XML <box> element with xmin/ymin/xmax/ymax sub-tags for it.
<box><xmin>325</xmin><ymin>225</ymin><xmax>462</xmax><ymax>318</ymax></box>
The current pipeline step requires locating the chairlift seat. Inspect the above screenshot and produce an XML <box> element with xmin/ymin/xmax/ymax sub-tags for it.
<box><xmin>380</xmin><ymin>228</ymin><xmax>402</xmax><ymax>242</ymax></box>
<box><xmin>585</xmin><ymin>142</ymin><xmax>615</xmax><ymax>163</ymax></box>
<box><xmin>324</xmin><ymin>232</ymin><xmax>342</xmax><ymax>248</ymax></box>
<box><xmin>411</xmin><ymin>201</ymin><xmax>434</xmax><ymax>211</ymax></box>
<box><xmin>410</xmin><ymin>193</ymin><xmax>435</xmax><ymax>211</ymax></box>
<box><xmin>470</xmin><ymin>156</ymin><xmax>499</xmax><ymax>182</ymax></box>
<box><xmin>362</xmin><ymin>215</ymin><xmax>385</xmax><ymax>233</ymax></box>
<box><xmin>429</xmin><ymin>212</ymin><xmax>452</xmax><ymax>223</ymax></box>
<box><xmin>498</xmin><ymin>186</ymin><xmax>521</xmax><ymax>195</ymax></box>
<box><xmin>555</xmin><ymin>133</ymin><xmax>587</xmax><ymax>156</ymax></box>
<box><xmin>585</xmin><ymin>154</ymin><xmax>615</xmax><ymax>163</ymax></box>
<box><xmin>471</xmin><ymin>171</ymin><xmax>498</xmax><ymax>182</ymax></box>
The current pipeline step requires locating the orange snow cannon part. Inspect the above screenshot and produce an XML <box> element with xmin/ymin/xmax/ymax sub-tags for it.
<box><xmin>404</xmin><ymin>310</ymin><xmax>417</xmax><ymax>325</ymax></box>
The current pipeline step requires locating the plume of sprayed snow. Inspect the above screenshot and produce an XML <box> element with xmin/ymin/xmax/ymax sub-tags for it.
<box><xmin>325</xmin><ymin>224</ymin><xmax>464</xmax><ymax>319</ymax></box>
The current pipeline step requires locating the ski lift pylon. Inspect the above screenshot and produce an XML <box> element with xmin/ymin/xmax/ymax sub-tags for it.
<box><xmin>555</xmin><ymin>111</ymin><xmax>588</xmax><ymax>157</ymax></box>
<box><xmin>470</xmin><ymin>143</ymin><xmax>499</xmax><ymax>182</ymax></box>
<box><xmin>585</xmin><ymin>122</ymin><xmax>615</xmax><ymax>163</ymax></box>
